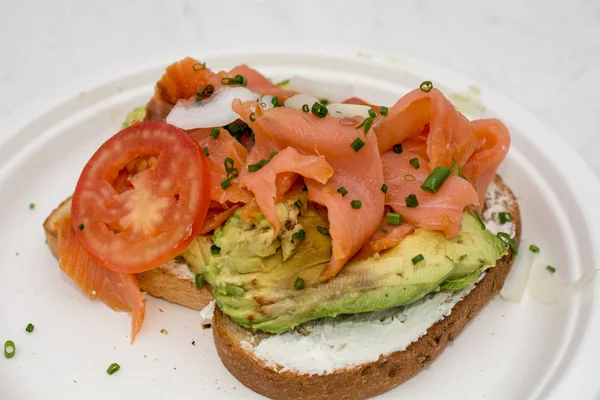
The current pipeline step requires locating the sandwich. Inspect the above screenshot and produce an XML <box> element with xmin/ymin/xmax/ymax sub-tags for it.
<box><xmin>43</xmin><ymin>57</ymin><xmax>519</xmax><ymax>399</ymax></box>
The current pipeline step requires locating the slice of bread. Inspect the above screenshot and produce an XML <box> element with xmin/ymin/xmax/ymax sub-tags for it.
<box><xmin>43</xmin><ymin>197</ymin><xmax>213</xmax><ymax>311</ymax></box>
<box><xmin>43</xmin><ymin>175</ymin><xmax>519</xmax><ymax>400</ymax></box>
<box><xmin>211</xmin><ymin>175</ymin><xmax>520</xmax><ymax>400</ymax></box>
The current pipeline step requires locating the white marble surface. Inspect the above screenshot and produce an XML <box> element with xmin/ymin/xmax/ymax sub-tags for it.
<box><xmin>1</xmin><ymin>0</ymin><xmax>599</xmax><ymax>175</ymax></box>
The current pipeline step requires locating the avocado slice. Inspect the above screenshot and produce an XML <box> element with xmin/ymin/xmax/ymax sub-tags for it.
<box><xmin>204</xmin><ymin>213</ymin><xmax>507</xmax><ymax>334</ymax></box>
<box><xmin>180</xmin><ymin>235</ymin><xmax>213</xmax><ymax>274</ymax></box>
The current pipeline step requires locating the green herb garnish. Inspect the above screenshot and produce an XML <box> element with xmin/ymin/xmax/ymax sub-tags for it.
<box><xmin>386</xmin><ymin>212</ymin><xmax>403</xmax><ymax>226</ymax></box>
<box><xmin>106</xmin><ymin>363</ymin><xmax>120</xmax><ymax>375</ymax></box>
<box><xmin>420</xmin><ymin>81</ymin><xmax>433</xmax><ymax>93</ymax></box>
<box><xmin>294</xmin><ymin>277</ymin><xmax>305</xmax><ymax>290</ymax></box>
<box><xmin>350</xmin><ymin>200</ymin><xmax>362</xmax><ymax>209</ymax></box>
<box><xmin>405</xmin><ymin>194</ymin><xmax>419</xmax><ymax>208</ymax></box>
<box><xmin>351</xmin><ymin>137</ymin><xmax>365</xmax><ymax>152</ymax></box>
<box><xmin>412</xmin><ymin>254</ymin><xmax>425</xmax><ymax>265</ymax></box>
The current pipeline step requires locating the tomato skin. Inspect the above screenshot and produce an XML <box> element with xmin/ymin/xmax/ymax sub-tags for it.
<box><xmin>71</xmin><ymin>121</ymin><xmax>211</xmax><ymax>273</ymax></box>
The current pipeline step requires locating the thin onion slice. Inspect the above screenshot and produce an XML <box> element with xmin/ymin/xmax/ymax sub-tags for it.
<box><xmin>326</xmin><ymin>103</ymin><xmax>372</xmax><ymax>119</ymax></box>
<box><xmin>166</xmin><ymin>87</ymin><xmax>259</xmax><ymax>129</ymax></box>
<box><xmin>286</xmin><ymin>76</ymin><xmax>353</xmax><ymax>103</ymax></box>
<box><xmin>500</xmin><ymin>252</ymin><xmax>535</xmax><ymax>302</ymax></box>
<box><xmin>260</xmin><ymin>95</ymin><xmax>274</xmax><ymax>110</ymax></box>
<box><xmin>528</xmin><ymin>263</ymin><xmax>597</xmax><ymax>304</ymax></box>
<box><xmin>284</xmin><ymin>94</ymin><xmax>320</xmax><ymax>111</ymax></box>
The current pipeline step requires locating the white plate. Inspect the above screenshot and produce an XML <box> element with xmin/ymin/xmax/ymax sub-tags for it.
<box><xmin>0</xmin><ymin>49</ymin><xmax>599</xmax><ymax>400</ymax></box>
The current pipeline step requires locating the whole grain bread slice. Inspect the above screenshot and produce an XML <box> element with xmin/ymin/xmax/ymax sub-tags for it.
<box><xmin>43</xmin><ymin>197</ymin><xmax>213</xmax><ymax>311</ymax></box>
<box><xmin>211</xmin><ymin>175</ymin><xmax>520</xmax><ymax>400</ymax></box>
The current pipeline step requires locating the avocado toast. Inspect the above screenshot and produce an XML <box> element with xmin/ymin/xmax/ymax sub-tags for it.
<box><xmin>43</xmin><ymin>57</ymin><xmax>518</xmax><ymax>399</ymax></box>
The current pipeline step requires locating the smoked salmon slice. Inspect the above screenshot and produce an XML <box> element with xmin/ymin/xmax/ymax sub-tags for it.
<box><xmin>382</xmin><ymin>140</ymin><xmax>479</xmax><ymax>237</ymax></box>
<box><xmin>189</xmin><ymin>128</ymin><xmax>253</xmax><ymax>205</ymax></box>
<box><xmin>199</xmin><ymin>205</ymin><xmax>240</xmax><ymax>234</ymax></box>
<box><xmin>155</xmin><ymin>57</ymin><xmax>222</xmax><ymax>106</ymax></box>
<box><xmin>233</xmin><ymin>101</ymin><xmax>385</xmax><ymax>280</ymax></box>
<box><xmin>241</xmin><ymin>146</ymin><xmax>334</xmax><ymax>234</ymax></box>
<box><xmin>56</xmin><ymin>215</ymin><xmax>146</xmax><ymax>342</ymax></box>
<box><xmin>228</xmin><ymin>65</ymin><xmax>295</xmax><ymax>101</ymax></box>
<box><xmin>462</xmin><ymin>119</ymin><xmax>511</xmax><ymax>208</ymax></box>
<box><xmin>353</xmin><ymin>214</ymin><xmax>415</xmax><ymax>261</ymax></box>
<box><xmin>373</xmin><ymin>88</ymin><xmax>477</xmax><ymax>168</ymax></box>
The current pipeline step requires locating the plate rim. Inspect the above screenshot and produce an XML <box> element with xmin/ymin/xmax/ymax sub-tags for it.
<box><xmin>1</xmin><ymin>46</ymin><xmax>599</xmax><ymax>399</ymax></box>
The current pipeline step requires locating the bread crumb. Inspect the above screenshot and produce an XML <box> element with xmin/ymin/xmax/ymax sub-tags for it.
<box><xmin>15</xmin><ymin>252</ymin><xmax>19</xmax><ymax>256</ymax></box>
<box><xmin>160</xmin><ymin>329</ymin><xmax>168</xmax><ymax>335</ymax></box>
<box><xmin>159</xmin><ymin>308</ymin><xmax>164</xmax><ymax>313</ymax></box>
<box><xmin>73</xmin><ymin>380</ymin><xmax>77</xmax><ymax>383</ymax></box>
<box><xmin>191</xmin><ymin>340</ymin><xmax>196</xmax><ymax>346</ymax></box>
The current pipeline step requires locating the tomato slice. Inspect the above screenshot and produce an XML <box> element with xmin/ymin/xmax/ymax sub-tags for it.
<box><xmin>71</xmin><ymin>121</ymin><xmax>210</xmax><ymax>273</ymax></box>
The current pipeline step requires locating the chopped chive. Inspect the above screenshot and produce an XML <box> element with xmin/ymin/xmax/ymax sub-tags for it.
<box><xmin>337</xmin><ymin>187</ymin><xmax>348</xmax><ymax>196</ymax></box>
<box><xmin>301</xmin><ymin>104</ymin><xmax>310</xmax><ymax>113</ymax></box>
<box><xmin>409</xmin><ymin>158</ymin><xmax>420</xmax><ymax>169</ymax></box>
<box><xmin>247</xmin><ymin>151</ymin><xmax>278</xmax><ymax>172</ymax></box>
<box><xmin>4</xmin><ymin>340</ymin><xmax>15</xmax><ymax>359</ymax></box>
<box><xmin>350</xmin><ymin>200</ymin><xmax>362</xmax><ymax>209</ymax></box>
<box><xmin>317</xmin><ymin>226</ymin><xmax>330</xmax><ymax>236</ymax></box>
<box><xmin>378</xmin><ymin>227</ymin><xmax>389</xmax><ymax>233</ymax></box>
<box><xmin>356</xmin><ymin>117</ymin><xmax>374</xmax><ymax>135</ymax></box>
<box><xmin>195</xmin><ymin>97</ymin><xmax>203</xmax><ymax>104</ymax></box>
<box><xmin>294</xmin><ymin>200</ymin><xmax>303</xmax><ymax>208</ymax></box>
<box><xmin>499</xmin><ymin>212</ymin><xmax>513</xmax><ymax>224</ymax></box>
<box><xmin>210</xmin><ymin>244</ymin><xmax>221</xmax><ymax>255</ymax></box>
<box><xmin>546</xmin><ymin>265</ymin><xmax>556</xmax><ymax>273</ymax></box>
<box><xmin>412</xmin><ymin>254</ymin><xmax>425</xmax><ymax>265</ymax></box>
<box><xmin>25</xmin><ymin>323</ymin><xmax>34</xmax><ymax>333</ymax></box>
<box><xmin>419</xmin><ymin>81</ymin><xmax>433</xmax><ymax>93</ymax></box>
<box><xmin>405</xmin><ymin>194</ymin><xmax>419</xmax><ymax>208</ymax></box>
<box><xmin>292</xmin><ymin>229</ymin><xmax>306</xmax><ymax>241</ymax></box>
<box><xmin>237</xmin><ymin>74</ymin><xmax>248</xmax><ymax>86</ymax></box>
<box><xmin>271</xmin><ymin>96</ymin><xmax>279</xmax><ymax>107</ymax></box>
<box><xmin>474</xmin><ymin>211</ymin><xmax>486</xmax><ymax>230</ymax></box>
<box><xmin>224</xmin><ymin>157</ymin><xmax>235</xmax><ymax>172</ymax></box>
<box><xmin>387</xmin><ymin>212</ymin><xmax>403</xmax><ymax>226</ymax></box>
<box><xmin>106</xmin><ymin>363</ymin><xmax>120</xmax><ymax>375</ymax></box>
<box><xmin>351</xmin><ymin>137</ymin><xmax>366</xmax><ymax>152</ymax></box>
<box><xmin>381</xmin><ymin>184</ymin><xmax>388</xmax><ymax>193</ymax></box>
<box><xmin>294</xmin><ymin>277</ymin><xmax>305</xmax><ymax>290</ymax></box>
<box><xmin>319</xmin><ymin>99</ymin><xmax>330</xmax><ymax>106</ymax></box>
<box><xmin>78</xmin><ymin>223</ymin><xmax>85</xmax><ymax>230</ymax></box>
<box><xmin>202</xmin><ymin>85</ymin><xmax>214</xmax><ymax>96</ymax></box>
<box><xmin>380</xmin><ymin>106</ymin><xmax>389</xmax><ymax>116</ymax></box>
<box><xmin>220</xmin><ymin>179</ymin><xmax>232</xmax><ymax>190</ymax></box>
<box><xmin>195</xmin><ymin>273</ymin><xmax>204</xmax><ymax>289</ymax></box>
<box><xmin>497</xmin><ymin>232</ymin><xmax>519</xmax><ymax>254</ymax></box>
<box><xmin>420</xmin><ymin>166</ymin><xmax>452</xmax><ymax>194</ymax></box>
<box><xmin>276</xmin><ymin>79</ymin><xmax>290</xmax><ymax>86</ymax></box>
<box><xmin>392</xmin><ymin>144</ymin><xmax>403</xmax><ymax>154</ymax></box>
<box><xmin>249</xmin><ymin>112</ymin><xmax>256</xmax><ymax>122</ymax></box>
<box><xmin>221</xmin><ymin>74</ymin><xmax>247</xmax><ymax>86</ymax></box>
<box><xmin>311</xmin><ymin>102</ymin><xmax>328</xmax><ymax>118</ymax></box>
<box><xmin>368</xmin><ymin>109</ymin><xmax>377</xmax><ymax>118</ymax></box>
<box><xmin>404</xmin><ymin>174</ymin><xmax>416</xmax><ymax>182</ymax></box>
<box><xmin>529</xmin><ymin>245</ymin><xmax>540</xmax><ymax>253</ymax></box>
<box><xmin>203</xmin><ymin>147</ymin><xmax>209</xmax><ymax>157</ymax></box>
<box><xmin>192</xmin><ymin>62</ymin><xmax>206</xmax><ymax>71</ymax></box>
<box><xmin>209</xmin><ymin>128</ymin><xmax>220</xmax><ymax>138</ymax></box>
<box><xmin>29</xmin><ymin>203</ymin><xmax>35</xmax><ymax>209</ymax></box>
<box><xmin>247</xmin><ymin>163</ymin><xmax>262</xmax><ymax>173</ymax></box>
<box><xmin>227</xmin><ymin>123</ymin><xmax>241</xmax><ymax>135</ymax></box>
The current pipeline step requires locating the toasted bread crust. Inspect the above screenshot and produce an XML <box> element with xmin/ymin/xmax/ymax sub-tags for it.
<box><xmin>212</xmin><ymin>175</ymin><xmax>521</xmax><ymax>400</ymax></box>
<box><xmin>43</xmin><ymin>197</ymin><xmax>213</xmax><ymax>311</ymax></box>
